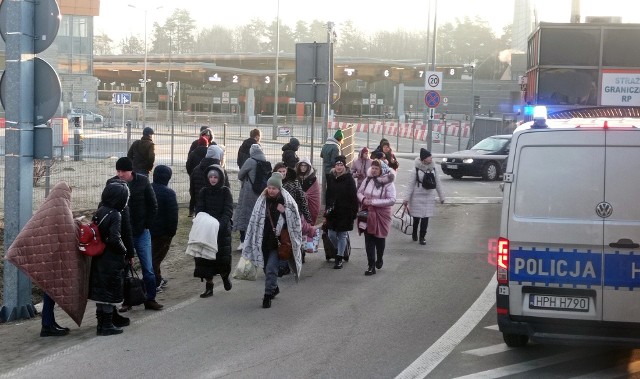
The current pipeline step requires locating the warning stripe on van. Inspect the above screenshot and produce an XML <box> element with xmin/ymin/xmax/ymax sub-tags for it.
<box><xmin>511</xmin><ymin>247</ymin><xmax>640</xmax><ymax>289</ymax></box>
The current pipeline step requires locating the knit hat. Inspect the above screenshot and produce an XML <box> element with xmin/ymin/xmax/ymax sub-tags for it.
<box><xmin>199</xmin><ymin>125</ymin><xmax>209</xmax><ymax>132</ymax></box>
<box><xmin>116</xmin><ymin>157</ymin><xmax>133</xmax><ymax>171</ymax></box>
<box><xmin>266</xmin><ymin>172</ymin><xmax>282</xmax><ymax>189</ymax></box>
<box><xmin>334</xmin><ymin>129</ymin><xmax>344</xmax><ymax>141</ymax></box>
<box><xmin>334</xmin><ymin>155</ymin><xmax>347</xmax><ymax>166</ymax></box>
<box><xmin>420</xmin><ymin>148</ymin><xmax>432</xmax><ymax>160</ymax></box>
<box><xmin>206</xmin><ymin>145</ymin><xmax>223</xmax><ymax>160</ymax></box>
<box><xmin>207</xmin><ymin>168</ymin><xmax>220</xmax><ymax>178</ymax></box>
<box><xmin>143</xmin><ymin>127</ymin><xmax>154</xmax><ymax>136</ymax></box>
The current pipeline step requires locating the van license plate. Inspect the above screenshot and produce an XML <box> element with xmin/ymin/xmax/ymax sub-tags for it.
<box><xmin>447</xmin><ymin>164</ymin><xmax>458</xmax><ymax>169</ymax></box>
<box><xmin>529</xmin><ymin>294</ymin><xmax>589</xmax><ymax>312</ymax></box>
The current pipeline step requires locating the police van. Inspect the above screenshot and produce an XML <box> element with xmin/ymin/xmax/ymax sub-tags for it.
<box><xmin>497</xmin><ymin>107</ymin><xmax>640</xmax><ymax>347</ymax></box>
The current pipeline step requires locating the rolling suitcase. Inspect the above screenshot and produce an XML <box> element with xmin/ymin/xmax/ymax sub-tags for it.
<box><xmin>322</xmin><ymin>231</ymin><xmax>350</xmax><ymax>262</ymax></box>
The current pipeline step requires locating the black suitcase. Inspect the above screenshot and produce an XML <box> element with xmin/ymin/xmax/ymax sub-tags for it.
<box><xmin>322</xmin><ymin>231</ymin><xmax>350</xmax><ymax>262</ymax></box>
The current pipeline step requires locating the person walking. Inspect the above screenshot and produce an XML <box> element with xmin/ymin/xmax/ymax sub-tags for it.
<box><xmin>351</xmin><ymin>147</ymin><xmax>372</xmax><ymax>189</ymax></box>
<box><xmin>233</xmin><ymin>143</ymin><xmax>270</xmax><ymax>251</ymax></box>
<box><xmin>325</xmin><ymin>155</ymin><xmax>359</xmax><ymax>269</ymax></box>
<box><xmin>186</xmin><ymin>136</ymin><xmax>210</xmax><ymax>217</ymax></box>
<box><xmin>193</xmin><ymin>164</ymin><xmax>234</xmax><ymax>297</ymax></box>
<box><xmin>357</xmin><ymin>159</ymin><xmax>396</xmax><ymax>275</ymax></box>
<box><xmin>107</xmin><ymin>157</ymin><xmax>162</xmax><ymax>311</ymax></box>
<box><xmin>150</xmin><ymin>165</ymin><xmax>179</xmax><ymax>294</ymax></box>
<box><xmin>403</xmin><ymin>148</ymin><xmax>445</xmax><ymax>245</ymax></box>
<box><xmin>88</xmin><ymin>181</ymin><xmax>131</xmax><ymax>335</ymax></box>
<box><xmin>281</xmin><ymin>137</ymin><xmax>300</xmax><ymax>169</ymax></box>
<box><xmin>320</xmin><ymin>129</ymin><xmax>344</xmax><ymax>182</ymax></box>
<box><xmin>296</xmin><ymin>157</ymin><xmax>321</xmax><ymax>253</ymax></box>
<box><xmin>237</xmin><ymin>128</ymin><xmax>261</xmax><ymax>169</ymax></box>
<box><xmin>189</xmin><ymin>126</ymin><xmax>215</xmax><ymax>154</ymax></box>
<box><xmin>127</xmin><ymin>126</ymin><xmax>155</xmax><ymax>176</ymax></box>
<box><xmin>190</xmin><ymin>145</ymin><xmax>228</xmax><ymax>218</ymax></box>
<box><xmin>241</xmin><ymin>173</ymin><xmax>303</xmax><ymax>309</ymax></box>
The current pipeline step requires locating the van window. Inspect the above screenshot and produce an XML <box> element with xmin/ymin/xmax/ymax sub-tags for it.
<box><xmin>514</xmin><ymin>146</ymin><xmax>603</xmax><ymax>219</ymax></box>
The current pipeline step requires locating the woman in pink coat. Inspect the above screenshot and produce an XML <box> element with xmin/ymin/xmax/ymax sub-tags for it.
<box><xmin>351</xmin><ymin>147</ymin><xmax>371</xmax><ymax>189</ymax></box>
<box><xmin>296</xmin><ymin>157</ymin><xmax>321</xmax><ymax>253</ymax></box>
<box><xmin>357</xmin><ymin>160</ymin><xmax>396</xmax><ymax>276</ymax></box>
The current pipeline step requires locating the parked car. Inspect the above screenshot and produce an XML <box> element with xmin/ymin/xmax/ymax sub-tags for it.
<box><xmin>67</xmin><ymin>109</ymin><xmax>104</xmax><ymax>123</ymax></box>
<box><xmin>440</xmin><ymin>134</ymin><xmax>511</xmax><ymax>181</ymax></box>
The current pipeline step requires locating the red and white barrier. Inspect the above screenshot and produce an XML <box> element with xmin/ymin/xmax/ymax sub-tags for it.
<box><xmin>327</xmin><ymin>121</ymin><xmax>470</xmax><ymax>141</ymax></box>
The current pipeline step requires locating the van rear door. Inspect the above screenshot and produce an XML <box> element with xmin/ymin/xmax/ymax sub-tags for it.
<box><xmin>602</xmin><ymin>130</ymin><xmax>640</xmax><ymax>322</ymax></box>
<box><xmin>507</xmin><ymin>129</ymin><xmax>605</xmax><ymax>321</ymax></box>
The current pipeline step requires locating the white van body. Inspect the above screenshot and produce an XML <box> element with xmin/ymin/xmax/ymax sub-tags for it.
<box><xmin>497</xmin><ymin>122</ymin><xmax>640</xmax><ymax>347</ymax></box>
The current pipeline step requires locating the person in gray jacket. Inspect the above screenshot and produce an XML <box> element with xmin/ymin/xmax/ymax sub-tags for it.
<box><xmin>233</xmin><ymin>143</ymin><xmax>270</xmax><ymax>250</ymax></box>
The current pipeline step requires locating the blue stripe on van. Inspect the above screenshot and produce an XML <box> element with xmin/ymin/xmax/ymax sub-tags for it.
<box><xmin>604</xmin><ymin>252</ymin><xmax>640</xmax><ymax>289</ymax></box>
<box><xmin>510</xmin><ymin>247</ymin><xmax>601</xmax><ymax>287</ymax></box>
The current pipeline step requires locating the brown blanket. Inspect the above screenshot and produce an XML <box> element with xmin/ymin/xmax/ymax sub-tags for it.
<box><xmin>5</xmin><ymin>181</ymin><xmax>91</xmax><ymax>326</ymax></box>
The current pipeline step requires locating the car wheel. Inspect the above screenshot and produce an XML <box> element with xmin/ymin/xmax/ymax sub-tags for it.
<box><xmin>482</xmin><ymin>162</ymin><xmax>499</xmax><ymax>181</ymax></box>
<box><xmin>450</xmin><ymin>174</ymin><xmax>463</xmax><ymax>179</ymax></box>
<box><xmin>503</xmin><ymin>333</ymin><xmax>529</xmax><ymax>347</ymax></box>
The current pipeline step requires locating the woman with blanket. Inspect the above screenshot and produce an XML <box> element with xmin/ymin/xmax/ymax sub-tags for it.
<box><xmin>192</xmin><ymin>165</ymin><xmax>234</xmax><ymax>298</ymax></box>
<box><xmin>357</xmin><ymin>160</ymin><xmax>396</xmax><ymax>276</ymax></box>
<box><xmin>241</xmin><ymin>172</ymin><xmax>303</xmax><ymax>309</ymax></box>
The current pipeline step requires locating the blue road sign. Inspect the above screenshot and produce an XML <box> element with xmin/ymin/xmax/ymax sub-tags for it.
<box><xmin>425</xmin><ymin>90</ymin><xmax>441</xmax><ymax>108</ymax></box>
<box><xmin>113</xmin><ymin>92</ymin><xmax>131</xmax><ymax>105</ymax></box>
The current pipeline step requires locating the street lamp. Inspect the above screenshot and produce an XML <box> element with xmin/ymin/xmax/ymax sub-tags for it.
<box><xmin>272</xmin><ymin>0</ymin><xmax>280</xmax><ymax>139</ymax></box>
<box><xmin>128</xmin><ymin>4</ymin><xmax>162</xmax><ymax>127</ymax></box>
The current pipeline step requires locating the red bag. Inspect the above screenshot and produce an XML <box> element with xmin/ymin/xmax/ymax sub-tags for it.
<box><xmin>77</xmin><ymin>211</ymin><xmax>111</xmax><ymax>257</ymax></box>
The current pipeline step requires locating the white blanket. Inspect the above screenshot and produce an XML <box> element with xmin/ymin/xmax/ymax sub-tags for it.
<box><xmin>185</xmin><ymin>212</ymin><xmax>220</xmax><ymax>260</ymax></box>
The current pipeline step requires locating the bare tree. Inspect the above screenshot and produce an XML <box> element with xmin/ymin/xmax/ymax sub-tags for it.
<box><xmin>94</xmin><ymin>32</ymin><xmax>113</xmax><ymax>55</ymax></box>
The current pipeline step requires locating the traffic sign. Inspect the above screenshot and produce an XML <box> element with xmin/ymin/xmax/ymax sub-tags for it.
<box><xmin>425</xmin><ymin>90</ymin><xmax>441</xmax><ymax>108</ymax></box>
<box><xmin>113</xmin><ymin>92</ymin><xmax>131</xmax><ymax>105</ymax></box>
<box><xmin>424</xmin><ymin>71</ymin><xmax>443</xmax><ymax>91</ymax></box>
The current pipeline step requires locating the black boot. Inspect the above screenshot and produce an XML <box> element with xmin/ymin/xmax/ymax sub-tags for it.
<box><xmin>262</xmin><ymin>294</ymin><xmax>272</xmax><ymax>308</ymax></box>
<box><xmin>96</xmin><ymin>309</ymin><xmax>102</xmax><ymax>335</ymax></box>
<box><xmin>200</xmin><ymin>282</ymin><xmax>214</xmax><ymax>298</ymax></box>
<box><xmin>365</xmin><ymin>265</ymin><xmax>376</xmax><ymax>276</ymax></box>
<box><xmin>333</xmin><ymin>256</ymin><xmax>343</xmax><ymax>269</ymax></box>
<box><xmin>98</xmin><ymin>311</ymin><xmax>123</xmax><ymax>336</ymax></box>
<box><xmin>112</xmin><ymin>309</ymin><xmax>130</xmax><ymax>327</ymax></box>
<box><xmin>412</xmin><ymin>224</ymin><xmax>419</xmax><ymax>242</ymax></box>
<box><xmin>375</xmin><ymin>252</ymin><xmax>384</xmax><ymax>269</ymax></box>
<box><xmin>419</xmin><ymin>231</ymin><xmax>427</xmax><ymax>245</ymax></box>
<box><xmin>40</xmin><ymin>325</ymin><xmax>69</xmax><ymax>337</ymax></box>
<box><xmin>273</xmin><ymin>286</ymin><xmax>280</xmax><ymax>298</ymax></box>
<box><xmin>222</xmin><ymin>275</ymin><xmax>232</xmax><ymax>291</ymax></box>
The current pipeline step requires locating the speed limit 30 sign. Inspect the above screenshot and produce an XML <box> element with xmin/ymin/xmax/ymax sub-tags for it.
<box><xmin>424</xmin><ymin>71</ymin><xmax>443</xmax><ymax>91</ymax></box>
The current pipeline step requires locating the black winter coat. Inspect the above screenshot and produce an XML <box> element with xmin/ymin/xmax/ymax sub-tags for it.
<box><xmin>186</xmin><ymin>145</ymin><xmax>208</xmax><ymax>176</ymax></box>
<box><xmin>237</xmin><ymin>137</ymin><xmax>256</xmax><ymax>168</ymax></box>
<box><xmin>190</xmin><ymin>157</ymin><xmax>230</xmax><ymax>205</ymax></box>
<box><xmin>150</xmin><ymin>165</ymin><xmax>179</xmax><ymax>238</ymax></box>
<box><xmin>127</xmin><ymin>136</ymin><xmax>155</xmax><ymax>174</ymax></box>
<box><xmin>89</xmin><ymin>182</ymin><xmax>130</xmax><ymax>304</ymax></box>
<box><xmin>325</xmin><ymin>170</ymin><xmax>358</xmax><ymax>232</ymax></box>
<box><xmin>195</xmin><ymin>165</ymin><xmax>234</xmax><ymax>277</ymax></box>
<box><xmin>107</xmin><ymin>173</ymin><xmax>158</xmax><ymax>236</ymax></box>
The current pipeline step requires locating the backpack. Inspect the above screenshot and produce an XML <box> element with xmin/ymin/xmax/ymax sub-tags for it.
<box><xmin>77</xmin><ymin>211</ymin><xmax>112</xmax><ymax>257</ymax></box>
<box><xmin>416</xmin><ymin>168</ymin><xmax>436</xmax><ymax>190</ymax></box>
<box><xmin>250</xmin><ymin>159</ymin><xmax>273</xmax><ymax>195</ymax></box>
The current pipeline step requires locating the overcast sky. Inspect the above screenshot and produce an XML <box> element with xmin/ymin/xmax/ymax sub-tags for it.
<box><xmin>95</xmin><ymin>0</ymin><xmax>640</xmax><ymax>44</ymax></box>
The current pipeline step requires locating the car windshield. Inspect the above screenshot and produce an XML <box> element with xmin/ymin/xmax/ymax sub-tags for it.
<box><xmin>471</xmin><ymin>137</ymin><xmax>508</xmax><ymax>151</ymax></box>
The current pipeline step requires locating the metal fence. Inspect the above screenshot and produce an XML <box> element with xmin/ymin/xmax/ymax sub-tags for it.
<box><xmin>0</xmin><ymin>117</ymin><xmax>470</xmax><ymax>215</ymax></box>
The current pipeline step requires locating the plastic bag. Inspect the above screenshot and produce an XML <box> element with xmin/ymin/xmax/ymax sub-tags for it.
<box><xmin>232</xmin><ymin>256</ymin><xmax>258</xmax><ymax>281</ymax></box>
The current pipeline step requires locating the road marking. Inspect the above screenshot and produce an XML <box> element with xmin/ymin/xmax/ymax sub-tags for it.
<box><xmin>569</xmin><ymin>359</ymin><xmax>640</xmax><ymax>379</ymax></box>
<box><xmin>452</xmin><ymin>350</ymin><xmax>600</xmax><ymax>379</ymax></box>
<box><xmin>463</xmin><ymin>343</ymin><xmax>513</xmax><ymax>357</ymax></box>
<box><xmin>484</xmin><ymin>324</ymin><xmax>499</xmax><ymax>331</ymax></box>
<box><xmin>394</xmin><ymin>273</ymin><xmax>497</xmax><ymax>379</ymax></box>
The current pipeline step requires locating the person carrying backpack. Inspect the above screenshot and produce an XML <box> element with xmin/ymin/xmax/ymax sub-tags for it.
<box><xmin>402</xmin><ymin>148</ymin><xmax>445</xmax><ymax>245</ymax></box>
<box><xmin>233</xmin><ymin>144</ymin><xmax>272</xmax><ymax>251</ymax></box>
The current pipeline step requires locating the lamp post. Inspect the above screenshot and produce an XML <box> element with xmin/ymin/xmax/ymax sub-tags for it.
<box><xmin>272</xmin><ymin>0</ymin><xmax>280</xmax><ymax>139</ymax></box>
<box><xmin>128</xmin><ymin>4</ymin><xmax>162</xmax><ymax>127</ymax></box>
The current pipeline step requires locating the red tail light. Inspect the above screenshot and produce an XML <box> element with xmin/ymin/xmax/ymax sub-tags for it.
<box><xmin>497</xmin><ymin>237</ymin><xmax>509</xmax><ymax>284</ymax></box>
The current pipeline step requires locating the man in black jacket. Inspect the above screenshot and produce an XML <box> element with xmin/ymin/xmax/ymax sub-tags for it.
<box><xmin>127</xmin><ymin>127</ymin><xmax>155</xmax><ymax>176</ymax></box>
<box><xmin>237</xmin><ymin>128</ymin><xmax>261</xmax><ymax>168</ymax></box>
<box><xmin>108</xmin><ymin>157</ymin><xmax>162</xmax><ymax>311</ymax></box>
<box><xmin>150</xmin><ymin>165</ymin><xmax>179</xmax><ymax>293</ymax></box>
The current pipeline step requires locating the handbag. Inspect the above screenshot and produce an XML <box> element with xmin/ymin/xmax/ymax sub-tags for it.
<box><xmin>123</xmin><ymin>264</ymin><xmax>147</xmax><ymax>306</ymax></box>
<box><xmin>77</xmin><ymin>211</ymin><xmax>111</xmax><ymax>257</ymax></box>
<box><xmin>232</xmin><ymin>256</ymin><xmax>258</xmax><ymax>281</ymax></box>
<box><xmin>392</xmin><ymin>204</ymin><xmax>413</xmax><ymax>235</ymax></box>
<box><xmin>357</xmin><ymin>209</ymin><xmax>369</xmax><ymax>222</ymax></box>
<box><xmin>267</xmin><ymin>208</ymin><xmax>293</xmax><ymax>260</ymax></box>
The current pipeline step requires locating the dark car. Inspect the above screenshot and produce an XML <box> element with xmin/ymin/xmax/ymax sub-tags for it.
<box><xmin>440</xmin><ymin>134</ymin><xmax>511</xmax><ymax>181</ymax></box>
